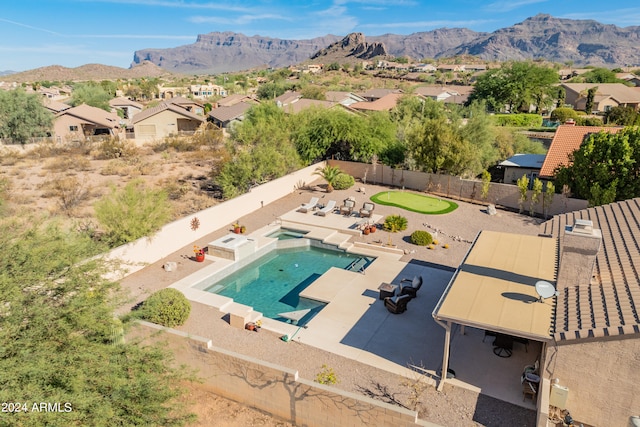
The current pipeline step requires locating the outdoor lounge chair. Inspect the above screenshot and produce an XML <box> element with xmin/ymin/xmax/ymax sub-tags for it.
<box><xmin>339</xmin><ymin>199</ymin><xmax>356</xmax><ymax>216</ymax></box>
<box><xmin>298</xmin><ymin>197</ymin><xmax>319</xmax><ymax>213</ymax></box>
<box><xmin>384</xmin><ymin>294</ymin><xmax>411</xmax><ymax>314</ymax></box>
<box><xmin>399</xmin><ymin>276</ymin><xmax>423</xmax><ymax>298</ymax></box>
<box><xmin>359</xmin><ymin>202</ymin><xmax>375</xmax><ymax>218</ymax></box>
<box><xmin>316</xmin><ymin>200</ymin><xmax>337</xmax><ymax>216</ymax></box>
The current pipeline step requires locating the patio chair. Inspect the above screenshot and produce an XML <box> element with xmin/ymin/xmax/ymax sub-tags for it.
<box><xmin>384</xmin><ymin>294</ymin><xmax>411</xmax><ymax>314</ymax></box>
<box><xmin>399</xmin><ymin>276</ymin><xmax>423</xmax><ymax>298</ymax></box>
<box><xmin>359</xmin><ymin>202</ymin><xmax>375</xmax><ymax>218</ymax></box>
<box><xmin>339</xmin><ymin>199</ymin><xmax>356</xmax><ymax>216</ymax></box>
<box><xmin>298</xmin><ymin>197</ymin><xmax>319</xmax><ymax>213</ymax></box>
<box><xmin>316</xmin><ymin>200</ymin><xmax>337</xmax><ymax>216</ymax></box>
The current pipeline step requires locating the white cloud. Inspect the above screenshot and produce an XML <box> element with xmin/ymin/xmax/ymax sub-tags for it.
<box><xmin>190</xmin><ymin>13</ymin><xmax>292</xmax><ymax>25</ymax></box>
<box><xmin>562</xmin><ymin>8</ymin><xmax>640</xmax><ymax>26</ymax></box>
<box><xmin>359</xmin><ymin>19</ymin><xmax>494</xmax><ymax>31</ymax></box>
<box><xmin>484</xmin><ymin>0</ymin><xmax>548</xmax><ymax>13</ymax></box>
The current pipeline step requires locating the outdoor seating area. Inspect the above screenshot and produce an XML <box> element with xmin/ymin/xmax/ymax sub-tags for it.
<box><xmin>384</xmin><ymin>294</ymin><xmax>412</xmax><ymax>314</ymax></box>
<box><xmin>399</xmin><ymin>275</ymin><xmax>423</xmax><ymax>298</ymax></box>
<box><xmin>315</xmin><ymin>200</ymin><xmax>337</xmax><ymax>216</ymax></box>
<box><xmin>340</xmin><ymin>199</ymin><xmax>356</xmax><ymax>216</ymax></box>
<box><xmin>298</xmin><ymin>197</ymin><xmax>319</xmax><ymax>213</ymax></box>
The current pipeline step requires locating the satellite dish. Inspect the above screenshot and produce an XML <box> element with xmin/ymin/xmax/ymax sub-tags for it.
<box><xmin>535</xmin><ymin>280</ymin><xmax>558</xmax><ymax>302</ymax></box>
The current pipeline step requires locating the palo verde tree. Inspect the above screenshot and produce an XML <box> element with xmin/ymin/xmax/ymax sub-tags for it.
<box><xmin>555</xmin><ymin>127</ymin><xmax>640</xmax><ymax>206</ymax></box>
<box><xmin>0</xmin><ymin>88</ymin><xmax>53</xmax><ymax>144</ymax></box>
<box><xmin>69</xmin><ymin>82</ymin><xmax>112</xmax><ymax>111</ymax></box>
<box><xmin>0</xmin><ymin>217</ymin><xmax>195</xmax><ymax>426</ymax></box>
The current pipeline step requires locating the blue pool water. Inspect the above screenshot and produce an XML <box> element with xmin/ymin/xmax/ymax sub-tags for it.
<box><xmin>204</xmin><ymin>245</ymin><xmax>374</xmax><ymax>326</ymax></box>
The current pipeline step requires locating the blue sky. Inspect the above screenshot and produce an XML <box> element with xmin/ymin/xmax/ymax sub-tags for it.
<box><xmin>1</xmin><ymin>0</ymin><xmax>639</xmax><ymax>72</ymax></box>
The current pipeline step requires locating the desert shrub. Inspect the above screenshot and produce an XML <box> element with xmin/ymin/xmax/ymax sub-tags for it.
<box><xmin>492</xmin><ymin>114</ymin><xmax>543</xmax><ymax>127</ymax></box>
<box><xmin>333</xmin><ymin>173</ymin><xmax>355</xmax><ymax>190</ymax></box>
<box><xmin>94</xmin><ymin>137</ymin><xmax>138</xmax><ymax>159</ymax></box>
<box><xmin>43</xmin><ymin>154</ymin><xmax>91</xmax><ymax>172</ymax></box>
<box><xmin>141</xmin><ymin>288</ymin><xmax>191</xmax><ymax>327</ymax></box>
<box><xmin>314</xmin><ymin>364</ymin><xmax>339</xmax><ymax>385</ymax></box>
<box><xmin>44</xmin><ymin>175</ymin><xmax>90</xmax><ymax>214</ymax></box>
<box><xmin>410</xmin><ymin>230</ymin><xmax>433</xmax><ymax>246</ymax></box>
<box><xmin>94</xmin><ymin>179</ymin><xmax>172</xmax><ymax>247</ymax></box>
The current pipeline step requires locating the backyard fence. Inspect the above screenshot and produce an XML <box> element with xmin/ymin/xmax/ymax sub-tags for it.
<box><xmin>328</xmin><ymin>160</ymin><xmax>588</xmax><ymax>218</ymax></box>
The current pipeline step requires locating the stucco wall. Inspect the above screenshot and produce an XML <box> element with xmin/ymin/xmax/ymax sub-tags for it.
<box><xmin>329</xmin><ymin>160</ymin><xmax>588</xmax><ymax>217</ymax></box>
<box><xmin>131</xmin><ymin>322</ymin><xmax>433</xmax><ymax>427</ymax></box>
<box><xmin>106</xmin><ymin>162</ymin><xmax>325</xmax><ymax>277</ymax></box>
<box><xmin>543</xmin><ymin>337</ymin><xmax>640</xmax><ymax>426</ymax></box>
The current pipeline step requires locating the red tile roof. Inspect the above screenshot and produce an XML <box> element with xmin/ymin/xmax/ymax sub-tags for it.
<box><xmin>541</xmin><ymin>199</ymin><xmax>640</xmax><ymax>341</ymax></box>
<box><xmin>350</xmin><ymin>93</ymin><xmax>404</xmax><ymax>112</ymax></box>
<box><xmin>539</xmin><ymin>125</ymin><xmax>622</xmax><ymax>178</ymax></box>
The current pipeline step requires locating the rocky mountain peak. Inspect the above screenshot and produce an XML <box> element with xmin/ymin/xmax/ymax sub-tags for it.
<box><xmin>312</xmin><ymin>32</ymin><xmax>388</xmax><ymax>61</ymax></box>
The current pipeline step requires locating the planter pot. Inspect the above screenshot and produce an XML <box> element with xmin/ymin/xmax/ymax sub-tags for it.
<box><xmin>370</xmin><ymin>225</ymin><xmax>376</xmax><ymax>233</ymax></box>
<box><xmin>195</xmin><ymin>253</ymin><xmax>205</xmax><ymax>262</ymax></box>
<box><xmin>363</xmin><ymin>227</ymin><xmax>370</xmax><ymax>235</ymax></box>
<box><xmin>234</xmin><ymin>227</ymin><xmax>241</xmax><ymax>234</ymax></box>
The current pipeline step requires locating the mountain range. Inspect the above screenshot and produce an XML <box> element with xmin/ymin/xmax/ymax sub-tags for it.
<box><xmin>132</xmin><ymin>14</ymin><xmax>640</xmax><ymax>74</ymax></box>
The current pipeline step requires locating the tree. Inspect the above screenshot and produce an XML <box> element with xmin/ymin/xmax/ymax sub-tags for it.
<box><xmin>0</xmin><ymin>88</ymin><xmax>53</xmax><ymax>144</ymax></box>
<box><xmin>313</xmin><ymin>165</ymin><xmax>343</xmax><ymax>192</ymax></box>
<box><xmin>550</xmin><ymin>107</ymin><xmax>579</xmax><ymax>123</ymax></box>
<box><xmin>605</xmin><ymin>106</ymin><xmax>639</xmax><ymax>126</ymax></box>
<box><xmin>467</xmin><ymin>61</ymin><xmax>558</xmax><ymax>112</ymax></box>
<box><xmin>95</xmin><ymin>179</ymin><xmax>173</xmax><ymax>247</ymax></box>
<box><xmin>481</xmin><ymin>170</ymin><xmax>492</xmax><ymax>201</ymax></box>
<box><xmin>530</xmin><ymin>178</ymin><xmax>543</xmax><ymax>216</ymax></box>
<box><xmin>585</xmin><ymin>87</ymin><xmax>597</xmax><ymax>113</ymax></box>
<box><xmin>0</xmin><ymin>218</ymin><xmax>195</xmax><ymax>426</ymax></box>
<box><xmin>543</xmin><ymin>181</ymin><xmax>555</xmax><ymax>219</ymax></box>
<box><xmin>70</xmin><ymin>82</ymin><xmax>112</xmax><ymax>111</ymax></box>
<box><xmin>517</xmin><ymin>174</ymin><xmax>530</xmax><ymax>213</ymax></box>
<box><xmin>556</xmin><ymin>86</ymin><xmax>566</xmax><ymax>108</ymax></box>
<box><xmin>555</xmin><ymin>128</ymin><xmax>640</xmax><ymax>206</ymax></box>
<box><xmin>383</xmin><ymin>214</ymin><xmax>408</xmax><ymax>246</ymax></box>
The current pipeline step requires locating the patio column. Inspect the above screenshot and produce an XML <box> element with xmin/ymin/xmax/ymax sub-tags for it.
<box><xmin>437</xmin><ymin>320</ymin><xmax>452</xmax><ymax>391</ymax></box>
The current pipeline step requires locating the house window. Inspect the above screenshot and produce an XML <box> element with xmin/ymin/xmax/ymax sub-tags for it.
<box><xmin>69</xmin><ymin>125</ymin><xmax>78</xmax><ymax>131</ymax></box>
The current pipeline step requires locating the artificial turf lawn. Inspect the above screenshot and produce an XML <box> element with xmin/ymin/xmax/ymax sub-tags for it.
<box><xmin>370</xmin><ymin>191</ymin><xmax>458</xmax><ymax>214</ymax></box>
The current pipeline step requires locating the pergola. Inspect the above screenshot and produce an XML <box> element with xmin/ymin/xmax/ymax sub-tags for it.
<box><xmin>432</xmin><ymin>230</ymin><xmax>557</xmax><ymax>391</ymax></box>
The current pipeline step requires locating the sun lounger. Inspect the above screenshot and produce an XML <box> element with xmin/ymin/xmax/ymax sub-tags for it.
<box><xmin>298</xmin><ymin>197</ymin><xmax>319</xmax><ymax>213</ymax></box>
<box><xmin>316</xmin><ymin>200</ymin><xmax>337</xmax><ymax>216</ymax></box>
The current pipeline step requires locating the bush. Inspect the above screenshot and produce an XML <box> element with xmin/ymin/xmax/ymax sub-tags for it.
<box><xmin>410</xmin><ymin>230</ymin><xmax>433</xmax><ymax>246</ymax></box>
<box><xmin>492</xmin><ymin>114</ymin><xmax>543</xmax><ymax>127</ymax></box>
<box><xmin>141</xmin><ymin>288</ymin><xmax>191</xmax><ymax>327</ymax></box>
<box><xmin>94</xmin><ymin>138</ymin><xmax>138</xmax><ymax>159</ymax></box>
<box><xmin>333</xmin><ymin>173</ymin><xmax>355</xmax><ymax>190</ymax></box>
<box><xmin>550</xmin><ymin>107</ymin><xmax>579</xmax><ymax>123</ymax></box>
<box><xmin>575</xmin><ymin>116</ymin><xmax>604</xmax><ymax>126</ymax></box>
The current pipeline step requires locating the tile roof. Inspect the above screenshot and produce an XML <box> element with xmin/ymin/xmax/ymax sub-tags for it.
<box><xmin>562</xmin><ymin>83</ymin><xmax>640</xmax><ymax>104</ymax></box>
<box><xmin>56</xmin><ymin>104</ymin><xmax>120</xmax><ymax>128</ymax></box>
<box><xmin>132</xmin><ymin>102</ymin><xmax>205</xmax><ymax>124</ymax></box>
<box><xmin>538</xmin><ymin>125</ymin><xmax>622</xmax><ymax>178</ymax></box>
<box><xmin>109</xmin><ymin>97</ymin><xmax>143</xmax><ymax>109</ymax></box>
<box><xmin>540</xmin><ymin>199</ymin><xmax>640</xmax><ymax>341</ymax></box>
<box><xmin>357</xmin><ymin>88</ymin><xmax>403</xmax><ymax>100</ymax></box>
<box><xmin>350</xmin><ymin>93</ymin><xmax>404</xmax><ymax>112</ymax></box>
<box><xmin>216</xmin><ymin>94</ymin><xmax>256</xmax><ymax>107</ymax></box>
<box><xmin>43</xmin><ymin>98</ymin><xmax>71</xmax><ymax>113</ymax></box>
<box><xmin>208</xmin><ymin>101</ymin><xmax>253</xmax><ymax>123</ymax></box>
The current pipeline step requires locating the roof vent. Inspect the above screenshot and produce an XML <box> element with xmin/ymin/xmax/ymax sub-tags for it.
<box><xmin>565</xmin><ymin>119</ymin><xmax>576</xmax><ymax>126</ymax></box>
<box><xmin>571</xmin><ymin>219</ymin><xmax>594</xmax><ymax>235</ymax></box>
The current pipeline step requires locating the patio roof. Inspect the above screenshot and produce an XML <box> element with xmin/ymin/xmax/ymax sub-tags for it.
<box><xmin>433</xmin><ymin>230</ymin><xmax>557</xmax><ymax>341</ymax></box>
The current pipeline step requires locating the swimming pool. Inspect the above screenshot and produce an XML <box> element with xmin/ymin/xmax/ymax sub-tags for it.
<box><xmin>204</xmin><ymin>244</ymin><xmax>375</xmax><ymax>326</ymax></box>
<box><xmin>266</xmin><ymin>228</ymin><xmax>309</xmax><ymax>240</ymax></box>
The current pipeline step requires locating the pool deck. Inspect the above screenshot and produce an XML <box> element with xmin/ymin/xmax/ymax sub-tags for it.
<box><xmin>161</xmin><ymin>203</ymin><xmax>539</xmax><ymax>411</ymax></box>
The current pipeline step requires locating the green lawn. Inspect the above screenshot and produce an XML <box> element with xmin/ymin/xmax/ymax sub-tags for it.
<box><xmin>370</xmin><ymin>191</ymin><xmax>458</xmax><ymax>215</ymax></box>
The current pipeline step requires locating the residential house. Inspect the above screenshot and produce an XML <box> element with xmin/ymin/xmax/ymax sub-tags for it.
<box><xmin>207</xmin><ymin>101</ymin><xmax>254</xmax><ymax>130</ymax></box>
<box><xmin>274</xmin><ymin>91</ymin><xmax>303</xmax><ymax>108</ymax></box>
<box><xmin>616</xmin><ymin>72</ymin><xmax>640</xmax><ymax>87</ymax></box>
<box><xmin>166</xmin><ymin>96</ymin><xmax>206</xmax><ymax>116</ymax></box>
<box><xmin>279</xmin><ymin>98</ymin><xmax>338</xmax><ymax>115</ymax></box>
<box><xmin>538</xmin><ymin>123</ymin><xmax>622</xmax><ymax>180</ymax></box>
<box><xmin>131</xmin><ymin>102</ymin><xmax>205</xmax><ymax>141</ymax></box>
<box><xmin>410</xmin><ymin>63</ymin><xmax>437</xmax><ymax>73</ymax></box>
<box><xmin>53</xmin><ymin>104</ymin><xmax>121</xmax><ymax>142</ymax></box>
<box><xmin>158</xmin><ymin>85</ymin><xmax>188</xmax><ymax>99</ymax></box>
<box><xmin>109</xmin><ymin>97</ymin><xmax>143</xmax><ymax>121</ymax></box>
<box><xmin>324</xmin><ymin>91</ymin><xmax>366</xmax><ymax>107</ymax></box>
<box><xmin>357</xmin><ymin>88</ymin><xmax>403</xmax><ymax>102</ymax></box>
<box><xmin>349</xmin><ymin>92</ymin><xmax>405</xmax><ymax>112</ymax></box>
<box><xmin>190</xmin><ymin>84</ymin><xmax>227</xmax><ymax>99</ymax></box>
<box><xmin>42</xmin><ymin>98</ymin><xmax>70</xmax><ymax>114</ymax></box>
<box><xmin>561</xmin><ymin>83</ymin><xmax>640</xmax><ymax>112</ymax></box>
<box><xmin>436</xmin><ymin>64</ymin><xmax>465</xmax><ymax>72</ymax></box>
<box><xmin>498</xmin><ymin>153</ymin><xmax>546</xmax><ymax>184</ymax></box>
<box><xmin>433</xmin><ymin>204</ymin><xmax>640</xmax><ymax>427</ymax></box>
<box><xmin>216</xmin><ymin>94</ymin><xmax>257</xmax><ymax>108</ymax></box>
